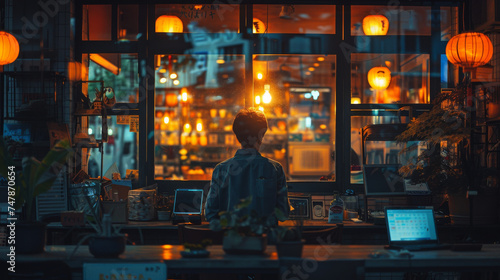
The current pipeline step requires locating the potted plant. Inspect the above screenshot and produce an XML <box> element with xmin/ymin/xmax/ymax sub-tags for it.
<box><xmin>273</xmin><ymin>208</ymin><xmax>305</xmax><ymax>258</ymax></box>
<box><xmin>180</xmin><ymin>239</ymin><xmax>212</xmax><ymax>258</ymax></box>
<box><xmin>396</xmin><ymin>84</ymin><xmax>499</xmax><ymax>224</ymax></box>
<box><xmin>0</xmin><ymin>138</ymin><xmax>73</xmax><ymax>254</ymax></box>
<box><xmin>209</xmin><ymin>197</ymin><xmax>269</xmax><ymax>255</ymax></box>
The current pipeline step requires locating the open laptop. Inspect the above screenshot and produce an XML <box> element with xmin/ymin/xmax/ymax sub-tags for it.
<box><xmin>384</xmin><ymin>207</ymin><xmax>450</xmax><ymax>251</ymax></box>
<box><xmin>172</xmin><ymin>189</ymin><xmax>203</xmax><ymax>225</ymax></box>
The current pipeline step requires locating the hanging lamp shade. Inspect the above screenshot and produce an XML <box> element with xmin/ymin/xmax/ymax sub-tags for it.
<box><xmin>362</xmin><ymin>15</ymin><xmax>389</xmax><ymax>36</ymax></box>
<box><xmin>155</xmin><ymin>15</ymin><xmax>183</xmax><ymax>33</ymax></box>
<box><xmin>0</xmin><ymin>31</ymin><xmax>20</xmax><ymax>65</ymax></box>
<box><xmin>253</xmin><ymin>18</ymin><xmax>265</xmax><ymax>34</ymax></box>
<box><xmin>445</xmin><ymin>32</ymin><xmax>493</xmax><ymax>72</ymax></box>
<box><xmin>367</xmin><ymin>67</ymin><xmax>391</xmax><ymax>90</ymax></box>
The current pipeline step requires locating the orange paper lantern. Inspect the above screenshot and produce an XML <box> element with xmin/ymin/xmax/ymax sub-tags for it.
<box><xmin>155</xmin><ymin>15</ymin><xmax>183</xmax><ymax>33</ymax></box>
<box><xmin>253</xmin><ymin>18</ymin><xmax>266</xmax><ymax>34</ymax></box>
<box><xmin>165</xmin><ymin>93</ymin><xmax>179</xmax><ymax>107</ymax></box>
<box><xmin>0</xmin><ymin>31</ymin><xmax>20</xmax><ymax>65</ymax></box>
<box><xmin>367</xmin><ymin>67</ymin><xmax>391</xmax><ymax>90</ymax></box>
<box><xmin>446</xmin><ymin>32</ymin><xmax>493</xmax><ymax>72</ymax></box>
<box><xmin>67</xmin><ymin>61</ymin><xmax>88</xmax><ymax>82</ymax></box>
<box><xmin>362</xmin><ymin>15</ymin><xmax>389</xmax><ymax>36</ymax></box>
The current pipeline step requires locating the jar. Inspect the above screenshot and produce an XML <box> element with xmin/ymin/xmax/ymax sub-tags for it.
<box><xmin>128</xmin><ymin>189</ymin><xmax>156</xmax><ymax>221</ymax></box>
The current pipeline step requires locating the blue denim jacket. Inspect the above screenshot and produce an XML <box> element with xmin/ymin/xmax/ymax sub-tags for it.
<box><xmin>205</xmin><ymin>148</ymin><xmax>289</xmax><ymax>223</ymax></box>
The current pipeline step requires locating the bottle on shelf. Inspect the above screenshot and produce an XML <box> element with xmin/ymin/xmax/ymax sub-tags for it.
<box><xmin>328</xmin><ymin>191</ymin><xmax>344</xmax><ymax>224</ymax></box>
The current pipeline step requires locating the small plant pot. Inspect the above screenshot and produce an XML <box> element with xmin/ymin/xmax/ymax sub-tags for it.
<box><xmin>276</xmin><ymin>239</ymin><xmax>305</xmax><ymax>258</ymax></box>
<box><xmin>223</xmin><ymin>235</ymin><xmax>267</xmax><ymax>255</ymax></box>
<box><xmin>89</xmin><ymin>235</ymin><xmax>126</xmax><ymax>258</ymax></box>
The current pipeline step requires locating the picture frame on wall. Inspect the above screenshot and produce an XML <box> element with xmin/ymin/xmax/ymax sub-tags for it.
<box><xmin>311</xmin><ymin>197</ymin><xmax>325</xmax><ymax>220</ymax></box>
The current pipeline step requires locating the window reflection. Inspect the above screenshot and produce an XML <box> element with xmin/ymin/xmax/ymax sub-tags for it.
<box><xmin>351</xmin><ymin>54</ymin><xmax>430</xmax><ymax>104</ymax></box>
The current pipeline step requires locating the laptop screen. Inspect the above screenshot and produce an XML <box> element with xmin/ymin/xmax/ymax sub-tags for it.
<box><xmin>386</xmin><ymin>208</ymin><xmax>438</xmax><ymax>242</ymax></box>
<box><xmin>363</xmin><ymin>164</ymin><xmax>406</xmax><ymax>196</ymax></box>
<box><xmin>173</xmin><ymin>189</ymin><xmax>204</xmax><ymax>215</ymax></box>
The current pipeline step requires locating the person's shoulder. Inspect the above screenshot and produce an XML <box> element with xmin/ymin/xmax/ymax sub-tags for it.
<box><xmin>215</xmin><ymin>157</ymin><xmax>234</xmax><ymax>168</ymax></box>
<box><xmin>260</xmin><ymin>155</ymin><xmax>284</xmax><ymax>170</ymax></box>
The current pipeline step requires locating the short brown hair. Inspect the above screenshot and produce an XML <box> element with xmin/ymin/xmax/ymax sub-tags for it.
<box><xmin>232</xmin><ymin>108</ymin><xmax>268</xmax><ymax>148</ymax></box>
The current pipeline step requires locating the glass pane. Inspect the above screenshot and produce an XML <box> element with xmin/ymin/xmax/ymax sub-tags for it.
<box><xmin>440</xmin><ymin>7</ymin><xmax>458</xmax><ymax>41</ymax></box>
<box><xmin>351</xmin><ymin>6</ymin><xmax>431</xmax><ymax>36</ymax></box>
<box><xmin>87</xmin><ymin>115</ymin><xmax>138</xmax><ymax>178</ymax></box>
<box><xmin>254</xmin><ymin>55</ymin><xmax>336</xmax><ymax>181</ymax></box>
<box><xmin>87</xmin><ymin>53</ymin><xmax>139</xmax><ymax>103</ymax></box>
<box><xmin>253</xmin><ymin>5</ymin><xmax>335</xmax><ymax>34</ymax></box>
<box><xmin>351</xmin><ymin>116</ymin><xmax>424</xmax><ymax>184</ymax></box>
<box><xmin>83</xmin><ymin>5</ymin><xmax>112</xmax><ymax>41</ymax></box>
<box><xmin>154</xmin><ymin>54</ymin><xmax>245</xmax><ymax>180</ymax></box>
<box><xmin>155</xmin><ymin>4</ymin><xmax>239</xmax><ymax>33</ymax></box>
<box><xmin>351</xmin><ymin>54</ymin><xmax>430</xmax><ymax>104</ymax></box>
<box><xmin>118</xmin><ymin>5</ymin><xmax>139</xmax><ymax>41</ymax></box>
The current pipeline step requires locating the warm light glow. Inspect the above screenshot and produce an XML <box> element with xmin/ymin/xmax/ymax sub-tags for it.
<box><xmin>165</xmin><ymin>93</ymin><xmax>179</xmax><ymax>107</ymax></box>
<box><xmin>362</xmin><ymin>15</ymin><xmax>389</xmax><ymax>36</ymax></box>
<box><xmin>67</xmin><ymin>61</ymin><xmax>88</xmax><ymax>82</ymax></box>
<box><xmin>173</xmin><ymin>80</ymin><xmax>180</xmax><ymax>85</ymax></box>
<box><xmin>159</xmin><ymin>77</ymin><xmax>167</xmax><ymax>83</ymax></box>
<box><xmin>308</xmin><ymin>67</ymin><xmax>315</xmax><ymax>71</ymax></box>
<box><xmin>181</xmin><ymin>91</ymin><xmax>188</xmax><ymax>102</ymax></box>
<box><xmin>367</xmin><ymin>67</ymin><xmax>391</xmax><ymax>90</ymax></box>
<box><xmin>253</xmin><ymin>18</ymin><xmax>266</xmax><ymax>33</ymax></box>
<box><xmin>446</xmin><ymin>32</ymin><xmax>494</xmax><ymax>72</ymax></box>
<box><xmin>320</xmin><ymin>124</ymin><xmax>327</xmax><ymax>130</ymax></box>
<box><xmin>313</xmin><ymin>63</ymin><xmax>319</xmax><ymax>67</ymax></box>
<box><xmin>262</xmin><ymin>85</ymin><xmax>272</xmax><ymax>104</ymax></box>
<box><xmin>88</xmin><ymin>128</ymin><xmax>93</xmax><ymax>135</ymax></box>
<box><xmin>257</xmin><ymin>73</ymin><xmax>263</xmax><ymax>80</ymax></box>
<box><xmin>183</xmin><ymin>123</ymin><xmax>191</xmax><ymax>133</ymax></box>
<box><xmin>216</xmin><ymin>57</ymin><xmax>225</xmax><ymax>64</ymax></box>
<box><xmin>159</xmin><ymin>68</ymin><xmax>167</xmax><ymax>73</ymax></box>
<box><xmin>155</xmin><ymin>15</ymin><xmax>183</xmax><ymax>33</ymax></box>
<box><xmin>196</xmin><ymin>122</ymin><xmax>203</xmax><ymax>132</ymax></box>
<box><xmin>255</xmin><ymin>95</ymin><xmax>261</xmax><ymax>105</ymax></box>
<box><xmin>0</xmin><ymin>31</ymin><xmax>19</xmax><ymax>65</ymax></box>
<box><xmin>90</xmin><ymin>54</ymin><xmax>120</xmax><ymax>75</ymax></box>
<box><xmin>258</xmin><ymin>106</ymin><xmax>264</xmax><ymax>112</ymax></box>
<box><xmin>305</xmin><ymin>71</ymin><xmax>311</xmax><ymax>75</ymax></box>
<box><xmin>169</xmin><ymin>72</ymin><xmax>178</xmax><ymax>79</ymax></box>
<box><xmin>351</xmin><ymin>97</ymin><xmax>361</xmax><ymax>104</ymax></box>
<box><xmin>317</xmin><ymin>56</ymin><xmax>325</xmax><ymax>62</ymax></box>
<box><xmin>162</xmin><ymin>245</ymin><xmax>173</xmax><ymax>249</ymax></box>
<box><xmin>194</xmin><ymin>5</ymin><xmax>203</xmax><ymax>10</ymax></box>
<box><xmin>163</xmin><ymin>116</ymin><xmax>170</xmax><ymax>124</ymax></box>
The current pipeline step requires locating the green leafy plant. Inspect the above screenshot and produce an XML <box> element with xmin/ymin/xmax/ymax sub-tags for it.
<box><xmin>396</xmin><ymin>84</ymin><xmax>475</xmax><ymax>194</ymax></box>
<box><xmin>209</xmin><ymin>197</ymin><xmax>271</xmax><ymax>238</ymax></box>
<box><xmin>0</xmin><ymin>138</ymin><xmax>73</xmax><ymax>222</ymax></box>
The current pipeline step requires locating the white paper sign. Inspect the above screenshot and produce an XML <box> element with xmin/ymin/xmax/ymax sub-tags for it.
<box><xmin>83</xmin><ymin>262</ymin><xmax>166</xmax><ymax>280</ymax></box>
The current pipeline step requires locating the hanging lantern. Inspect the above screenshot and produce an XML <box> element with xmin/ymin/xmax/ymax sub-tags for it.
<box><xmin>362</xmin><ymin>15</ymin><xmax>389</xmax><ymax>36</ymax></box>
<box><xmin>67</xmin><ymin>61</ymin><xmax>88</xmax><ymax>82</ymax></box>
<box><xmin>155</xmin><ymin>15</ymin><xmax>183</xmax><ymax>33</ymax></box>
<box><xmin>253</xmin><ymin>18</ymin><xmax>265</xmax><ymax>34</ymax></box>
<box><xmin>446</xmin><ymin>32</ymin><xmax>493</xmax><ymax>72</ymax></box>
<box><xmin>367</xmin><ymin>67</ymin><xmax>391</xmax><ymax>90</ymax></box>
<box><xmin>165</xmin><ymin>92</ymin><xmax>179</xmax><ymax>107</ymax></box>
<box><xmin>0</xmin><ymin>31</ymin><xmax>20</xmax><ymax>65</ymax></box>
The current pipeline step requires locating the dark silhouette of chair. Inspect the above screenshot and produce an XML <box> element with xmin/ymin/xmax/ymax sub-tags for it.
<box><xmin>177</xmin><ymin>223</ymin><xmax>224</xmax><ymax>245</ymax></box>
<box><xmin>302</xmin><ymin>223</ymin><xmax>343</xmax><ymax>245</ymax></box>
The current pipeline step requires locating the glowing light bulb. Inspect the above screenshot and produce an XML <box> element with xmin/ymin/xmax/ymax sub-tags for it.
<box><xmin>216</xmin><ymin>57</ymin><xmax>225</xmax><ymax>64</ymax></box>
<box><xmin>159</xmin><ymin>77</ymin><xmax>167</xmax><ymax>83</ymax></box>
<box><xmin>88</xmin><ymin>128</ymin><xmax>93</xmax><ymax>135</ymax></box>
<box><xmin>311</xmin><ymin>90</ymin><xmax>320</xmax><ymax>100</ymax></box>
<box><xmin>173</xmin><ymin>79</ymin><xmax>180</xmax><ymax>85</ymax></box>
<box><xmin>159</xmin><ymin>68</ymin><xmax>167</xmax><ymax>73</ymax></box>
<box><xmin>317</xmin><ymin>56</ymin><xmax>325</xmax><ymax>62</ymax></box>
<box><xmin>255</xmin><ymin>95</ymin><xmax>261</xmax><ymax>105</ymax></box>
<box><xmin>163</xmin><ymin>116</ymin><xmax>170</xmax><ymax>124</ymax></box>
<box><xmin>169</xmin><ymin>73</ymin><xmax>178</xmax><ymax>79</ymax></box>
<box><xmin>181</xmin><ymin>91</ymin><xmax>188</xmax><ymax>102</ymax></box>
<box><xmin>262</xmin><ymin>84</ymin><xmax>272</xmax><ymax>104</ymax></box>
<box><xmin>196</xmin><ymin>122</ymin><xmax>203</xmax><ymax>132</ymax></box>
<box><xmin>108</xmin><ymin>128</ymin><xmax>113</xmax><ymax>136</ymax></box>
<box><xmin>313</xmin><ymin>63</ymin><xmax>319</xmax><ymax>67</ymax></box>
<box><xmin>184</xmin><ymin>123</ymin><xmax>191</xmax><ymax>133</ymax></box>
<box><xmin>351</xmin><ymin>97</ymin><xmax>361</xmax><ymax>104</ymax></box>
<box><xmin>308</xmin><ymin>67</ymin><xmax>315</xmax><ymax>72</ymax></box>
<box><xmin>258</xmin><ymin>106</ymin><xmax>264</xmax><ymax>112</ymax></box>
<box><xmin>257</xmin><ymin>73</ymin><xmax>263</xmax><ymax>80</ymax></box>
